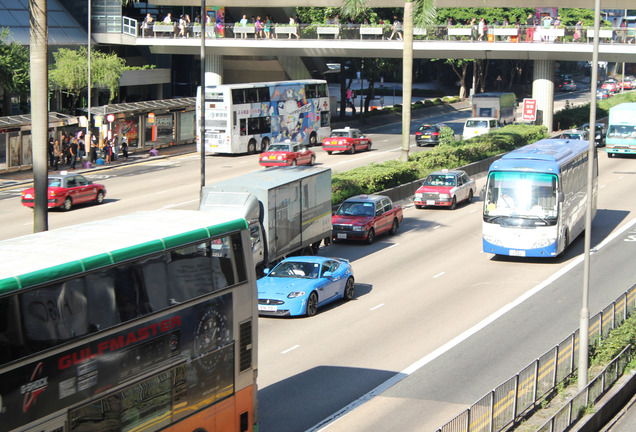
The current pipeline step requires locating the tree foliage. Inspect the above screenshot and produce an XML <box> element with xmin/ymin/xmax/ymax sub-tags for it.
<box><xmin>0</xmin><ymin>28</ymin><xmax>30</xmax><ymax>94</ymax></box>
<box><xmin>50</xmin><ymin>47</ymin><xmax>151</xmax><ymax>110</ymax></box>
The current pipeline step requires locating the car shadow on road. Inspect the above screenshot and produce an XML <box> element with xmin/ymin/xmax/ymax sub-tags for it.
<box><xmin>258</xmin><ymin>365</ymin><xmax>398</xmax><ymax>432</ymax></box>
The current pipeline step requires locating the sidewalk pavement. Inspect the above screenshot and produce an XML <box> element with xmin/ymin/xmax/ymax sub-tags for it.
<box><xmin>0</xmin><ymin>143</ymin><xmax>197</xmax><ymax>190</ymax></box>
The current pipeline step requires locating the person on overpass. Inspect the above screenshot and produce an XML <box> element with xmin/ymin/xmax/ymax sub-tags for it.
<box><xmin>525</xmin><ymin>13</ymin><xmax>536</xmax><ymax>42</ymax></box>
<box><xmin>389</xmin><ymin>15</ymin><xmax>403</xmax><ymax>40</ymax></box>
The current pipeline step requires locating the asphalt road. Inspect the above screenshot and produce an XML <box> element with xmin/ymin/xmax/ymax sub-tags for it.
<box><xmin>0</xmin><ymin>85</ymin><xmax>628</xmax><ymax>432</ymax></box>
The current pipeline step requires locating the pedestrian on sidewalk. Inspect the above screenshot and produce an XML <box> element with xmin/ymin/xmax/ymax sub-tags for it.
<box><xmin>121</xmin><ymin>136</ymin><xmax>129</xmax><ymax>160</ymax></box>
<box><xmin>69</xmin><ymin>138</ymin><xmax>78</xmax><ymax>169</ymax></box>
<box><xmin>53</xmin><ymin>139</ymin><xmax>61</xmax><ymax>170</ymax></box>
<box><xmin>113</xmin><ymin>134</ymin><xmax>120</xmax><ymax>161</ymax></box>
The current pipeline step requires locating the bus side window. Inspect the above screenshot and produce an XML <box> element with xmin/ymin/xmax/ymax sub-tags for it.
<box><xmin>20</xmin><ymin>284</ymin><xmax>66</xmax><ymax>350</ymax></box>
<box><xmin>168</xmin><ymin>243</ymin><xmax>215</xmax><ymax>302</ymax></box>
<box><xmin>114</xmin><ymin>265</ymin><xmax>149</xmax><ymax>322</ymax></box>
<box><xmin>58</xmin><ymin>278</ymin><xmax>88</xmax><ymax>340</ymax></box>
<box><xmin>85</xmin><ymin>270</ymin><xmax>120</xmax><ymax>331</ymax></box>
<box><xmin>0</xmin><ymin>295</ymin><xmax>25</xmax><ymax>364</ymax></box>
<box><xmin>140</xmin><ymin>254</ymin><xmax>170</xmax><ymax>312</ymax></box>
<box><xmin>232</xmin><ymin>89</ymin><xmax>245</xmax><ymax>104</ymax></box>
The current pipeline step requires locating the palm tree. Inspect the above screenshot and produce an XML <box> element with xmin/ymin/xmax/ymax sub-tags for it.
<box><xmin>341</xmin><ymin>0</ymin><xmax>435</xmax><ymax>161</ymax></box>
<box><xmin>29</xmin><ymin>0</ymin><xmax>48</xmax><ymax>232</ymax></box>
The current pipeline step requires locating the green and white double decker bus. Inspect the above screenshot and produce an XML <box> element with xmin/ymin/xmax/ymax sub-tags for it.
<box><xmin>0</xmin><ymin>210</ymin><xmax>258</xmax><ymax>432</ymax></box>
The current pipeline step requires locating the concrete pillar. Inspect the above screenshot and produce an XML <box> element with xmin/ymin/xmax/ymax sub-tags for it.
<box><xmin>532</xmin><ymin>60</ymin><xmax>555</xmax><ymax>133</ymax></box>
<box><xmin>205</xmin><ymin>54</ymin><xmax>223</xmax><ymax>85</ymax></box>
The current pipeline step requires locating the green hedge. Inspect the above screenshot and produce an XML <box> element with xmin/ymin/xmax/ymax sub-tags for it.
<box><xmin>553</xmin><ymin>91</ymin><xmax>636</xmax><ymax>131</ymax></box>
<box><xmin>331</xmin><ymin>124</ymin><xmax>547</xmax><ymax>204</ymax></box>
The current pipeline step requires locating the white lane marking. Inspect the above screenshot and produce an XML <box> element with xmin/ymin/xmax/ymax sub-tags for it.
<box><xmin>282</xmin><ymin>345</ymin><xmax>300</xmax><ymax>354</ymax></box>
<box><xmin>370</xmin><ymin>304</ymin><xmax>384</xmax><ymax>311</ymax></box>
<box><xmin>433</xmin><ymin>225</ymin><xmax>441</xmax><ymax>230</ymax></box>
<box><xmin>160</xmin><ymin>199</ymin><xmax>199</xmax><ymax>209</ymax></box>
<box><xmin>600</xmin><ymin>184</ymin><xmax>606</xmax><ymax>189</ymax></box>
<box><xmin>470</xmin><ymin>209</ymin><xmax>478</xmax><ymax>214</ymax></box>
<box><xmin>308</xmin><ymin>217</ymin><xmax>636</xmax><ymax>432</ymax></box>
<box><xmin>388</xmin><ymin>244</ymin><xmax>398</xmax><ymax>249</ymax></box>
<box><xmin>433</xmin><ymin>272</ymin><xmax>445</xmax><ymax>279</ymax></box>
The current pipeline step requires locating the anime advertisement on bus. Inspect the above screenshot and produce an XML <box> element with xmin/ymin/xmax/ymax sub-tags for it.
<box><xmin>268</xmin><ymin>82</ymin><xmax>323</xmax><ymax>144</ymax></box>
<box><xmin>0</xmin><ymin>293</ymin><xmax>235</xmax><ymax>431</ymax></box>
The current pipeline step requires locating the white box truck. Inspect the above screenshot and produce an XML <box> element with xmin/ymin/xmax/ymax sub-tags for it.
<box><xmin>199</xmin><ymin>166</ymin><xmax>332</xmax><ymax>271</ymax></box>
<box><xmin>471</xmin><ymin>92</ymin><xmax>516</xmax><ymax>125</ymax></box>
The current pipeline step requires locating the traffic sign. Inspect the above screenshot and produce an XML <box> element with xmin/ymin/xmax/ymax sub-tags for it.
<box><xmin>522</xmin><ymin>99</ymin><xmax>537</xmax><ymax>122</ymax></box>
<box><xmin>106</xmin><ymin>114</ymin><xmax>115</xmax><ymax>123</ymax></box>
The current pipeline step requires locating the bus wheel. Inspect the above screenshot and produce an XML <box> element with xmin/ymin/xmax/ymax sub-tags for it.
<box><xmin>247</xmin><ymin>140</ymin><xmax>257</xmax><ymax>154</ymax></box>
<box><xmin>261</xmin><ymin>138</ymin><xmax>269</xmax><ymax>152</ymax></box>
<box><xmin>608</xmin><ymin>152</ymin><xmax>615</xmax><ymax>158</ymax></box>
<box><xmin>309</xmin><ymin>133</ymin><xmax>317</xmax><ymax>147</ymax></box>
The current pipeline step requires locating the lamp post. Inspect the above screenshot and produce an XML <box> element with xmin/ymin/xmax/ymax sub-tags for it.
<box><xmin>87</xmin><ymin>0</ymin><xmax>91</xmax><ymax>158</ymax></box>
<box><xmin>579</xmin><ymin>0</ymin><xmax>602</xmax><ymax>391</ymax></box>
<box><xmin>199</xmin><ymin>0</ymin><xmax>206</xmax><ymax>193</ymax></box>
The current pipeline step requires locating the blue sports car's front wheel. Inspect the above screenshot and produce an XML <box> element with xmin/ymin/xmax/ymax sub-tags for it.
<box><xmin>306</xmin><ymin>292</ymin><xmax>318</xmax><ymax>317</ymax></box>
<box><xmin>344</xmin><ymin>277</ymin><xmax>355</xmax><ymax>300</ymax></box>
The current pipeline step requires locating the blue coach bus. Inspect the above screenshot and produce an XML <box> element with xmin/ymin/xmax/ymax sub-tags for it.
<box><xmin>482</xmin><ymin>139</ymin><xmax>598</xmax><ymax>257</ymax></box>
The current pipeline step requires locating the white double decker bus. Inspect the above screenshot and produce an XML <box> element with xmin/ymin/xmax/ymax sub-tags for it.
<box><xmin>197</xmin><ymin>79</ymin><xmax>331</xmax><ymax>154</ymax></box>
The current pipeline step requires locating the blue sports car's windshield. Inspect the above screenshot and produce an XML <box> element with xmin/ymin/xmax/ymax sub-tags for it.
<box><xmin>269</xmin><ymin>261</ymin><xmax>320</xmax><ymax>279</ymax></box>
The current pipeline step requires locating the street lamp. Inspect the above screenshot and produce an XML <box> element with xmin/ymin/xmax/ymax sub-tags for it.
<box><xmin>579</xmin><ymin>0</ymin><xmax>602</xmax><ymax>391</ymax></box>
<box><xmin>87</xmin><ymin>0</ymin><xmax>91</xmax><ymax>156</ymax></box>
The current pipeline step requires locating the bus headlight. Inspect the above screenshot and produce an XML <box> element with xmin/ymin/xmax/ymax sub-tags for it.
<box><xmin>532</xmin><ymin>238</ymin><xmax>556</xmax><ymax>249</ymax></box>
<box><xmin>483</xmin><ymin>234</ymin><xmax>504</xmax><ymax>246</ymax></box>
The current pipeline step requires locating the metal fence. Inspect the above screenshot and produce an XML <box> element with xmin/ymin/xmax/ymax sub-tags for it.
<box><xmin>536</xmin><ymin>345</ymin><xmax>632</xmax><ymax>432</ymax></box>
<box><xmin>436</xmin><ymin>283</ymin><xmax>636</xmax><ymax>432</ymax></box>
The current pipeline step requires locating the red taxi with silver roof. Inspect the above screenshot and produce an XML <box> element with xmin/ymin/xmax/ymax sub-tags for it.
<box><xmin>414</xmin><ymin>169</ymin><xmax>476</xmax><ymax>210</ymax></box>
<box><xmin>322</xmin><ymin>127</ymin><xmax>372</xmax><ymax>154</ymax></box>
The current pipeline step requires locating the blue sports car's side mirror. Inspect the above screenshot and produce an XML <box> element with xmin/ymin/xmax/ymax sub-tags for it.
<box><xmin>263</xmin><ymin>268</ymin><xmax>271</xmax><ymax>275</ymax></box>
<box><xmin>323</xmin><ymin>271</ymin><xmax>333</xmax><ymax>278</ymax></box>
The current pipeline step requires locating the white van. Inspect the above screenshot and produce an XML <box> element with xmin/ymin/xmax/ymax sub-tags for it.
<box><xmin>462</xmin><ymin>117</ymin><xmax>501</xmax><ymax>140</ymax></box>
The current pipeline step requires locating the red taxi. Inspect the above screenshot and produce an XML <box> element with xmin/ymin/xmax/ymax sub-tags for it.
<box><xmin>414</xmin><ymin>169</ymin><xmax>476</xmax><ymax>210</ymax></box>
<box><xmin>259</xmin><ymin>141</ymin><xmax>315</xmax><ymax>167</ymax></box>
<box><xmin>332</xmin><ymin>194</ymin><xmax>403</xmax><ymax>244</ymax></box>
<box><xmin>322</xmin><ymin>127</ymin><xmax>372</xmax><ymax>154</ymax></box>
<box><xmin>601</xmin><ymin>79</ymin><xmax>618</xmax><ymax>93</ymax></box>
<box><xmin>21</xmin><ymin>172</ymin><xmax>107</xmax><ymax>211</ymax></box>
<box><xmin>619</xmin><ymin>77</ymin><xmax>634</xmax><ymax>90</ymax></box>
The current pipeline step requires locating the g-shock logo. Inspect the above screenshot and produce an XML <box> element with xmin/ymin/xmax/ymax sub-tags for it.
<box><xmin>20</xmin><ymin>362</ymin><xmax>48</xmax><ymax>413</ymax></box>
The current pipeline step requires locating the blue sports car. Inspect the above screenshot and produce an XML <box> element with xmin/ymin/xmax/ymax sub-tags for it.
<box><xmin>257</xmin><ymin>256</ymin><xmax>355</xmax><ymax>317</ymax></box>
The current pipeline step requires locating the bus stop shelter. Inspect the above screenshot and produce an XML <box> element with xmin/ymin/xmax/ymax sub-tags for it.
<box><xmin>83</xmin><ymin>98</ymin><xmax>196</xmax><ymax>152</ymax></box>
<box><xmin>0</xmin><ymin>112</ymin><xmax>78</xmax><ymax>174</ymax></box>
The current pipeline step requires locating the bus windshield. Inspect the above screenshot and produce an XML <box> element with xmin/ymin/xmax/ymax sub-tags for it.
<box><xmin>608</xmin><ymin>125</ymin><xmax>636</xmax><ymax>138</ymax></box>
<box><xmin>484</xmin><ymin>171</ymin><xmax>558</xmax><ymax>219</ymax></box>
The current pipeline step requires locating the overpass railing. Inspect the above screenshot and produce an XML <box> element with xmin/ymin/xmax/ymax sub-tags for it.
<box><xmin>125</xmin><ymin>17</ymin><xmax>636</xmax><ymax>45</ymax></box>
<box><xmin>436</xmin><ymin>283</ymin><xmax>636</xmax><ymax>432</ymax></box>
